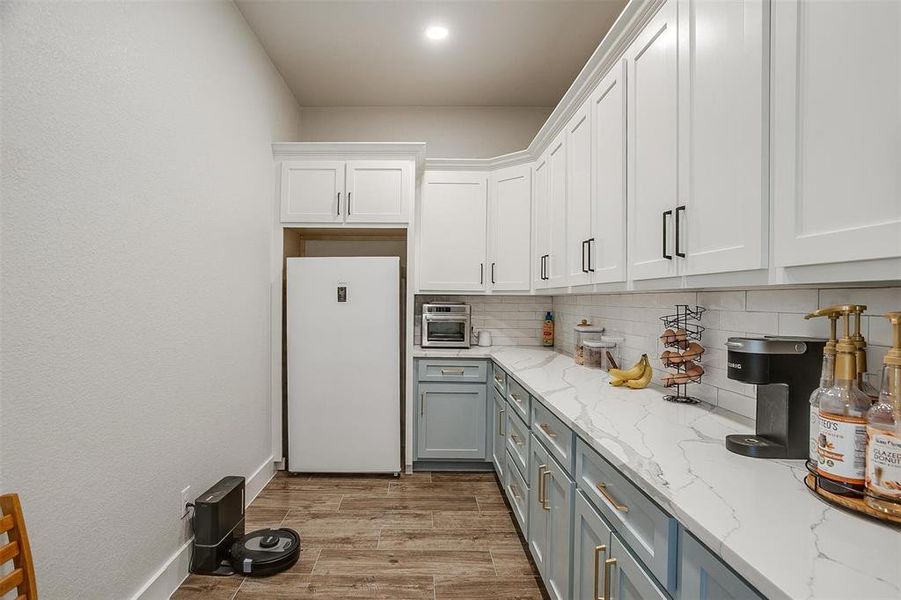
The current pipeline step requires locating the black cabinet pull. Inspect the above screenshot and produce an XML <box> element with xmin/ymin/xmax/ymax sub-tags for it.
<box><xmin>540</xmin><ymin>255</ymin><xmax>545</xmax><ymax>280</ymax></box>
<box><xmin>675</xmin><ymin>205</ymin><xmax>686</xmax><ymax>258</ymax></box>
<box><xmin>491</xmin><ymin>262</ymin><xmax>496</xmax><ymax>284</ymax></box>
<box><xmin>587</xmin><ymin>238</ymin><xmax>595</xmax><ymax>272</ymax></box>
<box><xmin>581</xmin><ymin>240</ymin><xmax>588</xmax><ymax>273</ymax></box>
<box><xmin>337</xmin><ymin>192</ymin><xmax>341</xmax><ymax>215</ymax></box>
<box><xmin>662</xmin><ymin>210</ymin><xmax>673</xmax><ymax>260</ymax></box>
<box><xmin>480</xmin><ymin>263</ymin><xmax>484</xmax><ymax>285</ymax></box>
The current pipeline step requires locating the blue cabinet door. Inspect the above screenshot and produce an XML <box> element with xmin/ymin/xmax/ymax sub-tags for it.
<box><xmin>609</xmin><ymin>533</ymin><xmax>669</xmax><ymax>600</ymax></box>
<box><xmin>680</xmin><ymin>529</ymin><xmax>763</xmax><ymax>600</ymax></box>
<box><xmin>416</xmin><ymin>383</ymin><xmax>487</xmax><ymax>460</ymax></box>
<box><xmin>573</xmin><ymin>491</ymin><xmax>613</xmax><ymax>600</ymax></box>
<box><xmin>545</xmin><ymin>453</ymin><xmax>575</xmax><ymax>600</ymax></box>
<box><xmin>491</xmin><ymin>389</ymin><xmax>506</xmax><ymax>478</ymax></box>
<box><xmin>528</xmin><ymin>433</ymin><xmax>550</xmax><ymax>577</ymax></box>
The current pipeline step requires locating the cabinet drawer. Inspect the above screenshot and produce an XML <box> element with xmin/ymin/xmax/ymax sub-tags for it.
<box><xmin>680</xmin><ymin>528</ymin><xmax>763</xmax><ymax>600</ymax></box>
<box><xmin>418</xmin><ymin>359</ymin><xmax>487</xmax><ymax>383</ymax></box>
<box><xmin>491</xmin><ymin>362</ymin><xmax>507</xmax><ymax>394</ymax></box>
<box><xmin>505</xmin><ymin>409</ymin><xmax>530</xmax><ymax>481</ymax></box>
<box><xmin>576</xmin><ymin>438</ymin><xmax>677</xmax><ymax>593</ymax></box>
<box><xmin>531</xmin><ymin>400</ymin><xmax>575</xmax><ymax>475</ymax></box>
<box><xmin>504</xmin><ymin>449</ymin><xmax>529</xmax><ymax>532</ymax></box>
<box><xmin>609</xmin><ymin>532</ymin><xmax>669</xmax><ymax>600</ymax></box>
<box><xmin>506</xmin><ymin>377</ymin><xmax>531</xmax><ymax>422</ymax></box>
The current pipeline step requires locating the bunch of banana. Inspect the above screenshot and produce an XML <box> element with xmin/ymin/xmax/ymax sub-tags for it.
<box><xmin>609</xmin><ymin>354</ymin><xmax>653</xmax><ymax>389</ymax></box>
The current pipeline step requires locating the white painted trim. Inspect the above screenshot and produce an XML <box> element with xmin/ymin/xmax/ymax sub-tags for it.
<box><xmin>130</xmin><ymin>455</ymin><xmax>277</xmax><ymax>600</ymax></box>
<box><xmin>272</xmin><ymin>142</ymin><xmax>427</xmax><ymax>173</ymax></box>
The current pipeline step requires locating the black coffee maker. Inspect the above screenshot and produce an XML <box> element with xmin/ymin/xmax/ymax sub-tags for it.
<box><xmin>724</xmin><ymin>336</ymin><xmax>826</xmax><ymax>458</ymax></box>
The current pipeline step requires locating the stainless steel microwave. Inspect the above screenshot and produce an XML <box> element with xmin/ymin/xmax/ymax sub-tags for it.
<box><xmin>421</xmin><ymin>303</ymin><xmax>471</xmax><ymax>348</ymax></box>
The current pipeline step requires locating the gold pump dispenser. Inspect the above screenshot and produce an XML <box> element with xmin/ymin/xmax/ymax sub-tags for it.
<box><xmin>815</xmin><ymin>305</ymin><xmax>872</xmax><ymax>496</ymax></box>
<box><xmin>805</xmin><ymin>307</ymin><xmax>841</xmax><ymax>466</ymax></box>
<box><xmin>864</xmin><ymin>312</ymin><xmax>901</xmax><ymax>516</ymax></box>
<box><xmin>849</xmin><ymin>305</ymin><xmax>880</xmax><ymax>399</ymax></box>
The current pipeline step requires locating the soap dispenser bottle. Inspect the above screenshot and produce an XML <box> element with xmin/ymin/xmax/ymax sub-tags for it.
<box><xmin>805</xmin><ymin>307</ymin><xmax>840</xmax><ymax>468</ymax></box>
<box><xmin>865</xmin><ymin>312</ymin><xmax>901</xmax><ymax>516</ymax></box>
<box><xmin>816</xmin><ymin>305</ymin><xmax>871</xmax><ymax>496</ymax></box>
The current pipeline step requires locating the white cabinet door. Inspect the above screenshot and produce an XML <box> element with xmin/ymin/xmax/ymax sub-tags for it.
<box><xmin>489</xmin><ymin>165</ymin><xmax>532</xmax><ymax>291</ymax></box>
<box><xmin>345</xmin><ymin>160</ymin><xmax>411</xmax><ymax>224</ymax></box>
<box><xmin>626</xmin><ymin>0</ymin><xmax>679</xmax><ymax>281</ymax></box>
<box><xmin>566</xmin><ymin>100</ymin><xmax>593</xmax><ymax>287</ymax></box>
<box><xmin>419</xmin><ymin>171</ymin><xmax>488</xmax><ymax>292</ymax></box>
<box><xmin>280</xmin><ymin>160</ymin><xmax>345</xmax><ymax>223</ymax></box>
<box><xmin>772</xmin><ymin>0</ymin><xmax>901</xmax><ymax>267</ymax></box>
<box><xmin>678</xmin><ymin>0</ymin><xmax>768</xmax><ymax>276</ymax></box>
<box><xmin>590</xmin><ymin>60</ymin><xmax>627</xmax><ymax>284</ymax></box>
<box><xmin>533</xmin><ymin>154</ymin><xmax>550</xmax><ymax>290</ymax></box>
<box><xmin>547</xmin><ymin>133</ymin><xmax>569</xmax><ymax>288</ymax></box>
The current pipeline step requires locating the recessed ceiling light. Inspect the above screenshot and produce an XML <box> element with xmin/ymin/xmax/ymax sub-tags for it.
<box><xmin>425</xmin><ymin>25</ymin><xmax>449</xmax><ymax>41</ymax></box>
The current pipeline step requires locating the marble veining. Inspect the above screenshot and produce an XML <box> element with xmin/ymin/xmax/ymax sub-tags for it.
<box><xmin>413</xmin><ymin>346</ymin><xmax>901</xmax><ymax>600</ymax></box>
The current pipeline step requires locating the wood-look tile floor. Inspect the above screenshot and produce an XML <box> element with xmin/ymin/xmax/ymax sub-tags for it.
<box><xmin>173</xmin><ymin>471</ymin><xmax>548</xmax><ymax>600</ymax></box>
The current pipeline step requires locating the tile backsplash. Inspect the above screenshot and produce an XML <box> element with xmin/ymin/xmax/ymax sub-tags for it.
<box><xmin>553</xmin><ymin>286</ymin><xmax>900</xmax><ymax>420</ymax></box>
<box><xmin>414</xmin><ymin>295</ymin><xmax>552</xmax><ymax>346</ymax></box>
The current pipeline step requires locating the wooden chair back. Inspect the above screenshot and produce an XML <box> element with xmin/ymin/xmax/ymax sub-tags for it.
<box><xmin>0</xmin><ymin>494</ymin><xmax>37</xmax><ymax>600</ymax></box>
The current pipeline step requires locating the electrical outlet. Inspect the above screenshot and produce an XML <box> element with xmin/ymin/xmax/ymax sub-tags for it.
<box><xmin>180</xmin><ymin>486</ymin><xmax>191</xmax><ymax>520</ymax></box>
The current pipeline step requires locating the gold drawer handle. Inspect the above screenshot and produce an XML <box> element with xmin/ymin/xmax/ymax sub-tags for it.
<box><xmin>593</xmin><ymin>544</ymin><xmax>607</xmax><ymax>600</ymax></box>
<box><xmin>537</xmin><ymin>464</ymin><xmax>547</xmax><ymax>505</ymax></box>
<box><xmin>441</xmin><ymin>368</ymin><xmax>465</xmax><ymax>375</ymax></box>
<box><xmin>539</xmin><ymin>423</ymin><xmax>558</xmax><ymax>438</ymax></box>
<box><xmin>507</xmin><ymin>483</ymin><xmax>522</xmax><ymax>501</ymax></box>
<box><xmin>596</xmin><ymin>482</ymin><xmax>629</xmax><ymax>513</ymax></box>
<box><xmin>495</xmin><ymin>374</ymin><xmax>504</xmax><ymax>384</ymax></box>
<box><xmin>604</xmin><ymin>557</ymin><xmax>616</xmax><ymax>600</ymax></box>
<box><xmin>510</xmin><ymin>433</ymin><xmax>523</xmax><ymax>446</ymax></box>
<box><xmin>511</xmin><ymin>393</ymin><xmax>523</xmax><ymax>404</ymax></box>
<box><xmin>497</xmin><ymin>408</ymin><xmax>505</xmax><ymax>436</ymax></box>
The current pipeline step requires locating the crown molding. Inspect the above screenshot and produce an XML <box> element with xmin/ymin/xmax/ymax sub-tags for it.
<box><xmin>272</xmin><ymin>142</ymin><xmax>427</xmax><ymax>173</ymax></box>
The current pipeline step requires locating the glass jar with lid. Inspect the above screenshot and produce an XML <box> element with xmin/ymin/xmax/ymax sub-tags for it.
<box><xmin>573</xmin><ymin>320</ymin><xmax>605</xmax><ymax>365</ymax></box>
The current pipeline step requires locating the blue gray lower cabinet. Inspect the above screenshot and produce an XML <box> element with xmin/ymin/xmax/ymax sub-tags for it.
<box><xmin>573</xmin><ymin>490</ymin><xmax>613</xmax><ymax>599</ymax></box>
<box><xmin>679</xmin><ymin>528</ymin><xmax>764</xmax><ymax>600</ymax></box>
<box><xmin>529</xmin><ymin>433</ymin><xmax>574</xmax><ymax>600</ymax></box>
<box><xmin>491</xmin><ymin>388</ymin><xmax>506</xmax><ymax>479</ymax></box>
<box><xmin>504</xmin><ymin>449</ymin><xmax>529</xmax><ymax>530</ymax></box>
<box><xmin>416</xmin><ymin>382</ymin><xmax>486</xmax><ymax>460</ymax></box>
<box><xmin>609</xmin><ymin>532</ymin><xmax>670</xmax><ymax>600</ymax></box>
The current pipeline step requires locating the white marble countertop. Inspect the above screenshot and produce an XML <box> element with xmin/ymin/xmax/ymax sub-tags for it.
<box><xmin>413</xmin><ymin>345</ymin><xmax>900</xmax><ymax>600</ymax></box>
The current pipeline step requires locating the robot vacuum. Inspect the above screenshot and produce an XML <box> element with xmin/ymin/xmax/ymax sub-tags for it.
<box><xmin>229</xmin><ymin>528</ymin><xmax>301</xmax><ymax>576</ymax></box>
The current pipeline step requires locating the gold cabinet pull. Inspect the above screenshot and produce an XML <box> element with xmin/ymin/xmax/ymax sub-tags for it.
<box><xmin>593</xmin><ymin>544</ymin><xmax>607</xmax><ymax>600</ymax></box>
<box><xmin>542</xmin><ymin>468</ymin><xmax>552</xmax><ymax>511</ymax></box>
<box><xmin>510</xmin><ymin>393</ymin><xmax>523</xmax><ymax>405</ymax></box>
<box><xmin>507</xmin><ymin>483</ymin><xmax>522</xmax><ymax>501</ymax></box>
<box><xmin>604</xmin><ymin>558</ymin><xmax>616</xmax><ymax>600</ymax></box>
<box><xmin>497</xmin><ymin>408</ymin><xmax>505</xmax><ymax>436</ymax></box>
<box><xmin>596</xmin><ymin>482</ymin><xmax>629</xmax><ymax>513</ymax></box>
<box><xmin>510</xmin><ymin>433</ymin><xmax>523</xmax><ymax>446</ymax></box>
<box><xmin>537</xmin><ymin>464</ymin><xmax>547</xmax><ymax>505</ymax></box>
<box><xmin>420</xmin><ymin>391</ymin><xmax>425</xmax><ymax>417</ymax></box>
<box><xmin>441</xmin><ymin>368</ymin><xmax>465</xmax><ymax>375</ymax></box>
<box><xmin>539</xmin><ymin>423</ymin><xmax>558</xmax><ymax>438</ymax></box>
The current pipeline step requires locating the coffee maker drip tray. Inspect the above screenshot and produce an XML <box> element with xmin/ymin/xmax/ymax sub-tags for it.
<box><xmin>726</xmin><ymin>433</ymin><xmax>791</xmax><ymax>458</ymax></box>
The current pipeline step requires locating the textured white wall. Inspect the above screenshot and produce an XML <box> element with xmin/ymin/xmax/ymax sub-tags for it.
<box><xmin>298</xmin><ymin>106</ymin><xmax>552</xmax><ymax>158</ymax></box>
<box><xmin>0</xmin><ymin>2</ymin><xmax>300</xmax><ymax>598</ymax></box>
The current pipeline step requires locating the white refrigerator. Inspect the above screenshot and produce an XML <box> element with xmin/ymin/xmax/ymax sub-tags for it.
<box><xmin>286</xmin><ymin>256</ymin><xmax>400</xmax><ymax>473</ymax></box>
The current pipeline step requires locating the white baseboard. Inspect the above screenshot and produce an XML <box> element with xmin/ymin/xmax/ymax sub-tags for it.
<box><xmin>130</xmin><ymin>455</ymin><xmax>277</xmax><ymax>600</ymax></box>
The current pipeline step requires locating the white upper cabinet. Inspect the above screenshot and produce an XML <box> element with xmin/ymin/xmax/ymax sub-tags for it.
<box><xmin>547</xmin><ymin>132</ymin><xmax>569</xmax><ymax>288</ymax></box>
<box><xmin>626</xmin><ymin>0</ymin><xmax>679</xmax><ymax>281</ymax></box>
<box><xmin>489</xmin><ymin>165</ymin><xmax>532</xmax><ymax>291</ymax></box>
<box><xmin>566</xmin><ymin>100</ymin><xmax>593</xmax><ymax>287</ymax></box>
<box><xmin>533</xmin><ymin>153</ymin><xmax>550</xmax><ymax>290</ymax></box>
<box><xmin>280</xmin><ymin>160</ymin><xmax>345</xmax><ymax>223</ymax></box>
<box><xmin>772</xmin><ymin>0</ymin><xmax>901</xmax><ymax>267</ymax></box>
<box><xmin>280</xmin><ymin>159</ymin><xmax>411</xmax><ymax>225</ymax></box>
<box><xmin>590</xmin><ymin>59</ymin><xmax>627</xmax><ymax>284</ymax></box>
<box><xmin>345</xmin><ymin>160</ymin><xmax>412</xmax><ymax>224</ymax></box>
<box><xmin>419</xmin><ymin>171</ymin><xmax>488</xmax><ymax>292</ymax></box>
<box><xmin>677</xmin><ymin>0</ymin><xmax>768</xmax><ymax>276</ymax></box>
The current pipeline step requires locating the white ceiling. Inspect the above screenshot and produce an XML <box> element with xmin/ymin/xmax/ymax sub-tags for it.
<box><xmin>236</xmin><ymin>0</ymin><xmax>629</xmax><ymax>107</ymax></box>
